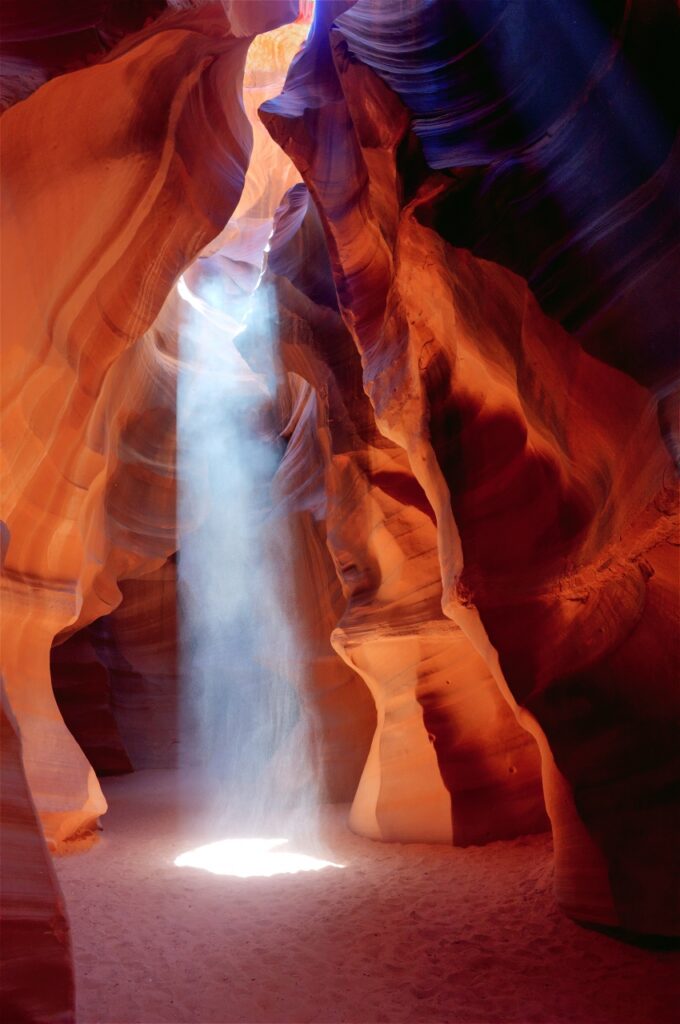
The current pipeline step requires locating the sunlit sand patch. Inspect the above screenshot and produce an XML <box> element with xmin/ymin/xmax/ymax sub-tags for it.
<box><xmin>174</xmin><ymin>837</ymin><xmax>345</xmax><ymax>878</ymax></box>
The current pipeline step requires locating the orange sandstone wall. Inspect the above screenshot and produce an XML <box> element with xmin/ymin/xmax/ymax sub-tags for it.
<box><xmin>261</xmin><ymin>0</ymin><xmax>680</xmax><ymax>934</ymax></box>
<box><xmin>0</xmin><ymin>0</ymin><xmax>298</xmax><ymax>848</ymax></box>
<box><xmin>0</xmin><ymin>0</ymin><xmax>677</xmax><ymax>971</ymax></box>
<box><xmin>266</xmin><ymin>188</ymin><xmax>547</xmax><ymax>844</ymax></box>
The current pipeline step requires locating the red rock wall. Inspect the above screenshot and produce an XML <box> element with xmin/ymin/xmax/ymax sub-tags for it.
<box><xmin>0</xmin><ymin>0</ymin><xmax>297</xmax><ymax>844</ymax></box>
<box><xmin>261</xmin><ymin>1</ymin><xmax>679</xmax><ymax>934</ymax></box>
<box><xmin>266</xmin><ymin>190</ymin><xmax>548</xmax><ymax>844</ymax></box>
<box><xmin>1</xmin><ymin>0</ymin><xmax>677</xmax><ymax>957</ymax></box>
<box><xmin>0</xmin><ymin>687</ymin><xmax>75</xmax><ymax>1023</ymax></box>
<box><xmin>0</xmin><ymin>0</ymin><xmax>166</xmax><ymax>110</ymax></box>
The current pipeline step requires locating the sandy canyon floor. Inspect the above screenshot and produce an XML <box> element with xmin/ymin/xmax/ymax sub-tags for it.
<box><xmin>54</xmin><ymin>771</ymin><xmax>678</xmax><ymax>1024</ymax></box>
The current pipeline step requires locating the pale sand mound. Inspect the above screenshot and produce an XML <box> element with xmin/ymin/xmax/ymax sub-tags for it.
<box><xmin>54</xmin><ymin>771</ymin><xmax>678</xmax><ymax>1024</ymax></box>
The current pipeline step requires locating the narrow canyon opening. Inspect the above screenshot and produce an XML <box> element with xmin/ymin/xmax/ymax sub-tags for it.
<box><xmin>1</xmin><ymin>2</ymin><xmax>678</xmax><ymax>1023</ymax></box>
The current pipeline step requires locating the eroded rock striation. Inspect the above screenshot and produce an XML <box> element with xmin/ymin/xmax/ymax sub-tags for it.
<box><xmin>0</xmin><ymin>7</ymin><xmax>677</xmax><ymax>1004</ymax></box>
<box><xmin>261</xmin><ymin>0</ymin><xmax>680</xmax><ymax>934</ymax></box>
<box><xmin>266</xmin><ymin>187</ymin><xmax>548</xmax><ymax>844</ymax></box>
<box><xmin>0</xmin><ymin>0</ymin><xmax>298</xmax><ymax>847</ymax></box>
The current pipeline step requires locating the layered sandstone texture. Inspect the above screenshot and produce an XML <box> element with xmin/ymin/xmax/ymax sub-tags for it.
<box><xmin>0</xmin><ymin>15</ymin><xmax>677</xmax><ymax>1022</ymax></box>
<box><xmin>0</xmin><ymin>0</ymin><xmax>165</xmax><ymax>110</ymax></box>
<box><xmin>0</xmin><ymin>0</ymin><xmax>371</xmax><ymax>884</ymax></box>
<box><xmin>261</xmin><ymin>0</ymin><xmax>680</xmax><ymax>936</ymax></box>
<box><xmin>0</xmin><ymin>0</ymin><xmax>300</xmax><ymax>847</ymax></box>
<box><xmin>264</xmin><ymin>186</ymin><xmax>548</xmax><ymax>845</ymax></box>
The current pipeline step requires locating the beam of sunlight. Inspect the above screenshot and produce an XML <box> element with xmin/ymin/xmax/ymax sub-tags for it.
<box><xmin>176</xmin><ymin>10</ymin><xmax>322</xmax><ymax>844</ymax></box>
<box><xmin>174</xmin><ymin>838</ymin><xmax>344</xmax><ymax>878</ymax></box>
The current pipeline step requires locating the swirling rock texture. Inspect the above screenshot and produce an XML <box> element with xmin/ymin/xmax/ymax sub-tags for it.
<box><xmin>261</xmin><ymin>0</ymin><xmax>680</xmax><ymax>936</ymax></box>
<box><xmin>1</xmin><ymin>0</ymin><xmax>299</xmax><ymax>851</ymax></box>
<box><xmin>2</xmin><ymin>11</ymin><xmax>679</xmax><ymax>1024</ymax></box>
<box><xmin>1</xmin><ymin>3</ymin><xmax>302</xmax><ymax>1018</ymax></box>
<box><xmin>266</xmin><ymin>187</ymin><xmax>547</xmax><ymax>844</ymax></box>
<box><xmin>0</xmin><ymin>0</ymin><xmax>166</xmax><ymax>111</ymax></box>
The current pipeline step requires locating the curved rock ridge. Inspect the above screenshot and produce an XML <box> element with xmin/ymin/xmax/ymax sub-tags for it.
<box><xmin>182</xmin><ymin>11</ymin><xmax>308</xmax><ymax>313</ymax></box>
<box><xmin>335</xmin><ymin>0</ymin><xmax>680</xmax><ymax>403</ymax></box>
<box><xmin>2</xmin><ymin>0</ymin><xmax>677</xmax><ymax>968</ymax></box>
<box><xmin>0</xmin><ymin>0</ymin><xmax>298</xmax><ymax>847</ymax></box>
<box><xmin>0</xmin><ymin>1</ymin><xmax>304</xmax><ymax>110</ymax></box>
<box><xmin>261</xmin><ymin>5</ymin><xmax>679</xmax><ymax>933</ymax></box>
<box><xmin>0</xmin><ymin>0</ymin><xmax>166</xmax><ymax>110</ymax></box>
<box><xmin>264</xmin><ymin>186</ymin><xmax>547</xmax><ymax>844</ymax></box>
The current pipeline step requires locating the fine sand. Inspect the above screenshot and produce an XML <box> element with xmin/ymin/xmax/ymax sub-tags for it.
<box><xmin>54</xmin><ymin>770</ymin><xmax>678</xmax><ymax>1024</ymax></box>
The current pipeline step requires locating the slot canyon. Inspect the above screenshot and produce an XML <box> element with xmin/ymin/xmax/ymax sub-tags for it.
<box><xmin>0</xmin><ymin>1</ymin><xmax>678</xmax><ymax>1022</ymax></box>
